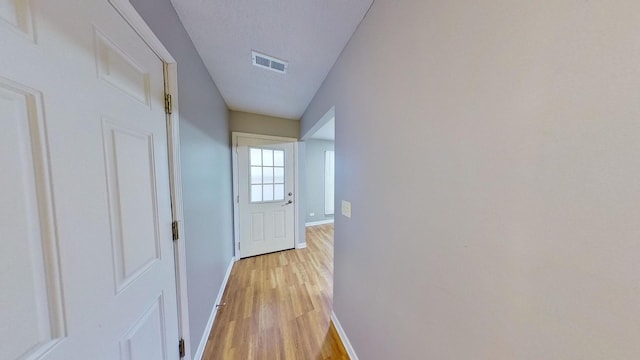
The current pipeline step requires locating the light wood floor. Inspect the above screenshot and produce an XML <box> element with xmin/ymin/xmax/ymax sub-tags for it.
<box><xmin>202</xmin><ymin>224</ymin><xmax>348</xmax><ymax>359</ymax></box>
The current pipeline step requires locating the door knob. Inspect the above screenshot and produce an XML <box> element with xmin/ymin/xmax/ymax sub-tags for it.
<box><xmin>282</xmin><ymin>200</ymin><xmax>293</xmax><ymax>206</ymax></box>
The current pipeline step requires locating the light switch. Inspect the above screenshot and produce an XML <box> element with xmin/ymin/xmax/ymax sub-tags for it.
<box><xmin>341</xmin><ymin>200</ymin><xmax>351</xmax><ymax>218</ymax></box>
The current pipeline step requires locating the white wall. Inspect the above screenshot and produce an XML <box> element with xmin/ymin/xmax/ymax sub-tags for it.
<box><xmin>130</xmin><ymin>0</ymin><xmax>235</xmax><ymax>356</ymax></box>
<box><xmin>301</xmin><ymin>1</ymin><xmax>640</xmax><ymax>358</ymax></box>
<box><xmin>305</xmin><ymin>140</ymin><xmax>335</xmax><ymax>223</ymax></box>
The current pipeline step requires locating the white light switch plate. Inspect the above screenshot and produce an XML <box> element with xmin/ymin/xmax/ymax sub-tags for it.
<box><xmin>341</xmin><ymin>200</ymin><xmax>351</xmax><ymax>218</ymax></box>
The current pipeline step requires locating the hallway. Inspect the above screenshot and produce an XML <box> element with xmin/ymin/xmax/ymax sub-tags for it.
<box><xmin>203</xmin><ymin>224</ymin><xmax>347</xmax><ymax>359</ymax></box>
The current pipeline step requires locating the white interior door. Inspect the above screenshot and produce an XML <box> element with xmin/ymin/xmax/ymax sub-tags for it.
<box><xmin>237</xmin><ymin>136</ymin><xmax>296</xmax><ymax>258</ymax></box>
<box><xmin>1</xmin><ymin>1</ymin><xmax>179</xmax><ymax>359</ymax></box>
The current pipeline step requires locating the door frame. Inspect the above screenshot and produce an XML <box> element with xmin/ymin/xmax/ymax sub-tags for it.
<box><xmin>232</xmin><ymin>132</ymin><xmax>301</xmax><ymax>260</ymax></box>
<box><xmin>106</xmin><ymin>2</ymin><xmax>192</xmax><ymax>359</ymax></box>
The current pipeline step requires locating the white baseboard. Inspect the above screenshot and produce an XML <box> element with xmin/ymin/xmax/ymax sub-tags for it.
<box><xmin>305</xmin><ymin>219</ymin><xmax>334</xmax><ymax>227</ymax></box>
<box><xmin>331</xmin><ymin>311</ymin><xmax>359</xmax><ymax>360</ymax></box>
<box><xmin>193</xmin><ymin>258</ymin><xmax>235</xmax><ymax>360</ymax></box>
<box><xmin>297</xmin><ymin>242</ymin><xmax>307</xmax><ymax>249</ymax></box>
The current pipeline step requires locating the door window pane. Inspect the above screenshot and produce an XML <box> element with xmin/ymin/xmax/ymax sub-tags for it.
<box><xmin>249</xmin><ymin>147</ymin><xmax>286</xmax><ymax>203</ymax></box>
<box><xmin>274</xmin><ymin>150</ymin><xmax>284</xmax><ymax>167</ymax></box>
<box><xmin>263</xmin><ymin>184</ymin><xmax>274</xmax><ymax>201</ymax></box>
<box><xmin>263</xmin><ymin>167</ymin><xmax>274</xmax><ymax>184</ymax></box>
<box><xmin>274</xmin><ymin>184</ymin><xmax>284</xmax><ymax>201</ymax></box>
<box><xmin>274</xmin><ymin>167</ymin><xmax>284</xmax><ymax>184</ymax></box>
<box><xmin>262</xmin><ymin>149</ymin><xmax>273</xmax><ymax>166</ymax></box>
<box><xmin>250</xmin><ymin>148</ymin><xmax>262</xmax><ymax>166</ymax></box>
<box><xmin>251</xmin><ymin>166</ymin><xmax>262</xmax><ymax>184</ymax></box>
<box><xmin>251</xmin><ymin>185</ymin><xmax>262</xmax><ymax>202</ymax></box>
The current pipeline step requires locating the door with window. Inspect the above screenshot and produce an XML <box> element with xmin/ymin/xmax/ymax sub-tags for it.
<box><xmin>236</xmin><ymin>136</ymin><xmax>296</xmax><ymax>258</ymax></box>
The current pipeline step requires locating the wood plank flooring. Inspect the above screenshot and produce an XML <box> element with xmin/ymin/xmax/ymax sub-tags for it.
<box><xmin>202</xmin><ymin>224</ymin><xmax>348</xmax><ymax>359</ymax></box>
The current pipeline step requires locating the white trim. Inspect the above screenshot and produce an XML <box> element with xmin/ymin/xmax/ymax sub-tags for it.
<box><xmin>193</xmin><ymin>258</ymin><xmax>235</xmax><ymax>360</ymax></box>
<box><xmin>108</xmin><ymin>0</ymin><xmax>176</xmax><ymax>62</ymax></box>
<box><xmin>232</xmin><ymin>131</ymin><xmax>298</xmax><ymax>143</ymax></box>
<box><xmin>231</xmin><ymin>132</ymin><xmax>299</xmax><ymax>260</ymax></box>
<box><xmin>294</xmin><ymin>141</ymin><xmax>301</xmax><ymax>250</ymax></box>
<box><xmin>107</xmin><ymin>2</ymin><xmax>191</xmax><ymax>359</ymax></box>
<box><xmin>305</xmin><ymin>219</ymin><xmax>334</xmax><ymax>227</ymax></box>
<box><xmin>295</xmin><ymin>142</ymin><xmax>307</xmax><ymax>253</ymax></box>
<box><xmin>331</xmin><ymin>311</ymin><xmax>359</xmax><ymax>360</ymax></box>
<box><xmin>231</xmin><ymin>134</ymin><xmax>240</xmax><ymax>260</ymax></box>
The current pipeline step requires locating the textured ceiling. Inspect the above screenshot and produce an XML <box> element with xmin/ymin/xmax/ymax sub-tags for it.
<box><xmin>170</xmin><ymin>0</ymin><xmax>373</xmax><ymax>120</ymax></box>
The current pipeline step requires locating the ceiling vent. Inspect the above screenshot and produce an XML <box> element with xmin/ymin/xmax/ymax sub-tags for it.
<box><xmin>252</xmin><ymin>51</ymin><xmax>288</xmax><ymax>74</ymax></box>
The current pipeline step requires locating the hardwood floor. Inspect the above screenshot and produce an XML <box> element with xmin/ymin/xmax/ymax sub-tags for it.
<box><xmin>202</xmin><ymin>223</ymin><xmax>348</xmax><ymax>359</ymax></box>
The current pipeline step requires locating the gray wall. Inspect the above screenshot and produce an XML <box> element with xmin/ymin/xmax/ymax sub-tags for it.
<box><xmin>130</xmin><ymin>0</ymin><xmax>234</xmax><ymax>356</ymax></box>
<box><xmin>302</xmin><ymin>1</ymin><xmax>640</xmax><ymax>359</ymax></box>
<box><xmin>305</xmin><ymin>140</ymin><xmax>334</xmax><ymax>223</ymax></box>
<box><xmin>229</xmin><ymin>110</ymin><xmax>300</xmax><ymax>139</ymax></box>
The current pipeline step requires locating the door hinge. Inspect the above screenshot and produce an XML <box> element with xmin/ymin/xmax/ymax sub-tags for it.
<box><xmin>178</xmin><ymin>338</ymin><xmax>185</xmax><ymax>358</ymax></box>
<box><xmin>165</xmin><ymin>93</ymin><xmax>173</xmax><ymax>115</ymax></box>
<box><xmin>172</xmin><ymin>221</ymin><xmax>179</xmax><ymax>241</ymax></box>
<box><xmin>236</xmin><ymin>195</ymin><xmax>239</xmax><ymax>203</ymax></box>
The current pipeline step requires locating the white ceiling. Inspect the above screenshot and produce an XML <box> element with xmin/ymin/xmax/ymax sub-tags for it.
<box><xmin>169</xmin><ymin>0</ymin><xmax>373</xmax><ymax>120</ymax></box>
<box><xmin>309</xmin><ymin>117</ymin><xmax>334</xmax><ymax>141</ymax></box>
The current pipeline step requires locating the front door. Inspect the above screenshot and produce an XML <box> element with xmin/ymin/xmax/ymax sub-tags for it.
<box><xmin>1</xmin><ymin>1</ymin><xmax>179</xmax><ymax>359</ymax></box>
<box><xmin>237</xmin><ymin>136</ymin><xmax>296</xmax><ymax>258</ymax></box>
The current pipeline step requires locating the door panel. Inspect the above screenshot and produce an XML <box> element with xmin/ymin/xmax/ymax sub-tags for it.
<box><xmin>119</xmin><ymin>295</ymin><xmax>168</xmax><ymax>360</ymax></box>
<box><xmin>237</xmin><ymin>136</ymin><xmax>295</xmax><ymax>258</ymax></box>
<box><xmin>0</xmin><ymin>78</ymin><xmax>65</xmax><ymax>360</ymax></box>
<box><xmin>94</xmin><ymin>29</ymin><xmax>152</xmax><ymax>107</ymax></box>
<box><xmin>1</xmin><ymin>1</ymin><xmax>178</xmax><ymax>359</ymax></box>
<box><xmin>0</xmin><ymin>0</ymin><xmax>35</xmax><ymax>40</ymax></box>
<box><xmin>103</xmin><ymin>121</ymin><xmax>162</xmax><ymax>293</ymax></box>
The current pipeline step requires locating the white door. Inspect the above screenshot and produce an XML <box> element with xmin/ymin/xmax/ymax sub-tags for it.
<box><xmin>237</xmin><ymin>136</ymin><xmax>296</xmax><ymax>258</ymax></box>
<box><xmin>1</xmin><ymin>1</ymin><xmax>179</xmax><ymax>359</ymax></box>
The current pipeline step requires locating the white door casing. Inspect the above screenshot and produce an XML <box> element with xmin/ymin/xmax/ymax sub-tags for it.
<box><xmin>233</xmin><ymin>134</ymin><xmax>297</xmax><ymax>258</ymax></box>
<box><xmin>1</xmin><ymin>1</ymin><xmax>179</xmax><ymax>359</ymax></box>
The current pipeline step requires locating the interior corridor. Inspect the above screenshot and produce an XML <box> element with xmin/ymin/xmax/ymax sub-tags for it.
<box><xmin>202</xmin><ymin>224</ymin><xmax>347</xmax><ymax>359</ymax></box>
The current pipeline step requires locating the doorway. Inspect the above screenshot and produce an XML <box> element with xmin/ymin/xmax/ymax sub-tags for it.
<box><xmin>232</xmin><ymin>133</ymin><xmax>298</xmax><ymax>258</ymax></box>
<box><xmin>303</xmin><ymin>117</ymin><xmax>335</xmax><ymax>228</ymax></box>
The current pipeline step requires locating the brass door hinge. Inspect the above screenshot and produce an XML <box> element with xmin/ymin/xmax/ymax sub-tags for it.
<box><xmin>165</xmin><ymin>94</ymin><xmax>173</xmax><ymax>115</ymax></box>
<box><xmin>179</xmin><ymin>338</ymin><xmax>185</xmax><ymax>358</ymax></box>
<box><xmin>172</xmin><ymin>221</ymin><xmax>179</xmax><ymax>241</ymax></box>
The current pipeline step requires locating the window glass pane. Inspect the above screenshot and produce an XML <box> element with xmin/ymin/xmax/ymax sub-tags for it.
<box><xmin>250</xmin><ymin>148</ymin><xmax>262</xmax><ymax>166</ymax></box>
<box><xmin>274</xmin><ymin>167</ymin><xmax>284</xmax><ymax>184</ymax></box>
<box><xmin>251</xmin><ymin>166</ymin><xmax>262</xmax><ymax>184</ymax></box>
<box><xmin>262</xmin><ymin>149</ymin><xmax>273</xmax><ymax>166</ymax></box>
<box><xmin>274</xmin><ymin>184</ymin><xmax>284</xmax><ymax>201</ymax></box>
<box><xmin>263</xmin><ymin>184</ymin><xmax>274</xmax><ymax>201</ymax></box>
<box><xmin>251</xmin><ymin>185</ymin><xmax>262</xmax><ymax>202</ymax></box>
<box><xmin>274</xmin><ymin>150</ymin><xmax>284</xmax><ymax>167</ymax></box>
<box><xmin>263</xmin><ymin>167</ymin><xmax>274</xmax><ymax>184</ymax></box>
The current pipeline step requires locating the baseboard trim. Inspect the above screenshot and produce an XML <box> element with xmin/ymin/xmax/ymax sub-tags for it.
<box><xmin>331</xmin><ymin>311</ymin><xmax>359</xmax><ymax>360</ymax></box>
<box><xmin>193</xmin><ymin>258</ymin><xmax>234</xmax><ymax>360</ymax></box>
<box><xmin>297</xmin><ymin>242</ymin><xmax>307</xmax><ymax>249</ymax></box>
<box><xmin>305</xmin><ymin>219</ymin><xmax>334</xmax><ymax>227</ymax></box>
